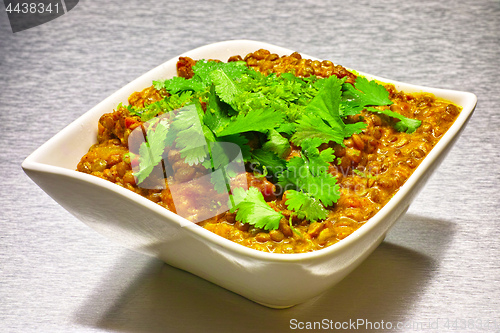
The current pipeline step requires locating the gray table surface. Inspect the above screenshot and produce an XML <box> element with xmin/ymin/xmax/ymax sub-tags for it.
<box><xmin>1</xmin><ymin>0</ymin><xmax>499</xmax><ymax>332</ymax></box>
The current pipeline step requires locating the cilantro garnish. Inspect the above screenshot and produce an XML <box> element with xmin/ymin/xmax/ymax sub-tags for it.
<box><xmin>366</xmin><ymin>107</ymin><xmax>422</xmax><ymax>133</ymax></box>
<box><xmin>278</xmin><ymin>138</ymin><xmax>340</xmax><ymax>221</ymax></box>
<box><xmin>216</xmin><ymin>108</ymin><xmax>284</xmax><ymax>137</ymax></box>
<box><xmin>292</xmin><ymin>76</ymin><xmax>366</xmax><ymax>148</ymax></box>
<box><xmin>129</xmin><ymin>57</ymin><xmax>422</xmax><ymax>230</ymax></box>
<box><xmin>262</xmin><ymin>129</ymin><xmax>291</xmax><ymax>158</ymax></box>
<box><xmin>192</xmin><ymin>60</ymin><xmax>249</xmax><ymax>85</ymax></box>
<box><xmin>134</xmin><ymin>118</ymin><xmax>170</xmax><ymax>184</ymax></box>
<box><xmin>250</xmin><ymin>149</ymin><xmax>286</xmax><ymax>182</ymax></box>
<box><xmin>153</xmin><ymin>76</ymin><xmax>204</xmax><ymax>94</ymax></box>
<box><xmin>342</xmin><ymin>76</ymin><xmax>393</xmax><ymax>111</ymax></box>
<box><xmin>170</xmin><ymin>103</ymin><xmax>212</xmax><ymax>166</ymax></box>
<box><xmin>203</xmin><ymin>85</ymin><xmax>232</xmax><ymax>133</ymax></box>
<box><xmin>340</xmin><ymin>77</ymin><xmax>421</xmax><ymax>133</ymax></box>
<box><xmin>154</xmin><ymin>60</ymin><xmax>248</xmax><ymax>94</ymax></box>
<box><xmin>129</xmin><ymin>91</ymin><xmax>195</xmax><ymax>122</ymax></box>
<box><xmin>285</xmin><ymin>191</ymin><xmax>328</xmax><ymax>222</ymax></box>
<box><xmin>230</xmin><ymin>187</ymin><xmax>283</xmax><ymax>231</ymax></box>
<box><xmin>210</xmin><ymin>69</ymin><xmax>243</xmax><ymax>107</ymax></box>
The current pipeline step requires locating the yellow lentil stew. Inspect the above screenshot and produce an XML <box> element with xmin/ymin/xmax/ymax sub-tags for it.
<box><xmin>77</xmin><ymin>49</ymin><xmax>460</xmax><ymax>253</ymax></box>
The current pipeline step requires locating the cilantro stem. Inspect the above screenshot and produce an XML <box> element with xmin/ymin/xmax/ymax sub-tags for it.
<box><xmin>222</xmin><ymin>167</ymin><xmax>236</xmax><ymax>208</ymax></box>
<box><xmin>289</xmin><ymin>215</ymin><xmax>303</xmax><ymax>238</ymax></box>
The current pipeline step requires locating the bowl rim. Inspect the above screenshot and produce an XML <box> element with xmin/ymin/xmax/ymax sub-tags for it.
<box><xmin>22</xmin><ymin>39</ymin><xmax>477</xmax><ymax>263</ymax></box>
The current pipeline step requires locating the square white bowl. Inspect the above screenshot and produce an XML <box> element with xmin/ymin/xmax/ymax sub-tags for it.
<box><xmin>22</xmin><ymin>40</ymin><xmax>477</xmax><ymax>308</ymax></box>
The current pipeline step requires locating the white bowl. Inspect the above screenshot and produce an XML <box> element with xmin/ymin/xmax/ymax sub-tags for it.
<box><xmin>22</xmin><ymin>40</ymin><xmax>477</xmax><ymax>308</ymax></box>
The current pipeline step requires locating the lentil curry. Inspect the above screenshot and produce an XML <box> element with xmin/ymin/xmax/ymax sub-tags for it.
<box><xmin>77</xmin><ymin>49</ymin><xmax>460</xmax><ymax>253</ymax></box>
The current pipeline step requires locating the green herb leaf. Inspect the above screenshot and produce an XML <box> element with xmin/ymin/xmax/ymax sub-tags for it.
<box><xmin>250</xmin><ymin>149</ymin><xmax>287</xmax><ymax>180</ymax></box>
<box><xmin>130</xmin><ymin>91</ymin><xmax>195</xmax><ymax>122</ymax></box>
<box><xmin>192</xmin><ymin>60</ymin><xmax>249</xmax><ymax>86</ymax></box>
<box><xmin>216</xmin><ymin>108</ymin><xmax>285</xmax><ymax>137</ymax></box>
<box><xmin>292</xmin><ymin>75</ymin><xmax>366</xmax><ymax>147</ymax></box>
<box><xmin>210</xmin><ymin>69</ymin><xmax>243</xmax><ymax>107</ymax></box>
<box><xmin>262</xmin><ymin>129</ymin><xmax>291</xmax><ymax>158</ymax></box>
<box><xmin>292</xmin><ymin>114</ymin><xmax>345</xmax><ymax>147</ymax></box>
<box><xmin>285</xmin><ymin>190</ymin><xmax>328</xmax><ymax>221</ymax></box>
<box><xmin>275</xmin><ymin>122</ymin><xmax>296</xmax><ymax>135</ymax></box>
<box><xmin>278</xmin><ymin>143</ymin><xmax>340</xmax><ymax>216</ymax></box>
<box><xmin>153</xmin><ymin>76</ymin><xmax>205</xmax><ymax>94</ymax></box>
<box><xmin>305</xmin><ymin>75</ymin><xmax>344</xmax><ymax>127</ymax></box>
<box><xmin>203</xmin><ymin>85</ymin><xmax>232</xmax><ymax>133</ymax></box>
<box><xmin>134</xmin><ymin>118</ymin><xmax>170</xmax><ymax>184</ymax></box>
<box><xmin>393</xmin><ymin>115</ymin><xmax>422</xmax><ymax>133</ymax></box>
<box><xmin>170</xmin><ymin>104</ymin><xmax>211</xmax><ymax>166</ymax></box>
<box><xmin>133</xmin><ymin>57</ymin><xmax>421</xmax><ymax>224</ymax></box>
<box><xmin>219</xmin><ymin>134</ymin><xmax>251</xmax><ymax>161</ymax></box>
<box><xmin>230</xmin><ymin>187</ymin><xmax>283</xmax><ymax>230</ymax></box>
<box><xmin>342</xmin><ymin>76</ymin><xmax>393</xmax><ymax>109</ymax></box>
<box><xmin>340</xmin><ymin>76</ymin><xmax>422</xmax><ymax>132</ymax></box>
<box><xmin>366</xmin><ymin>107</ymin><xmax>422</xmax><ymax>133</ymax></box>
<box><xmin>300</xmin><ymin>138</ymin><xmax>336</xmax><ymax>175</ymax></box>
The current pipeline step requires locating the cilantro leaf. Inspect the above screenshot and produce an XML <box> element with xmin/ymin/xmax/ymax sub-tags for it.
<box><xmin>300</xmin><ymin>138</ymin><xmax>336</xmax><ymax>175</ymax></box>
<box><xmin>205</xmin><ymin>141</ymin><xmax>246</xmax><ymax>194</ymax></box>
<box><xmin>133</xmin><ymin>57</ymin><xmax>423</xmax><ymax>226</ymax></box>
<box><xmin>340</xmin><ymin>77</ymin><xmax>421</xmax><ymax>133</ymax></box>
<box><xmin>210</xmin><ymin>69</ymin><xmax>243</xmax><ymax>107</ymax></box>
<box><xmin>367</xmin><ymin>107</ymin><xmax>422</xmax><ymax>133</ymax></box>
<box><xmin>279</xmin><ymin>155</ymin><xmax>340</xmax><ymax>208</ymax></box>
<box><xmin>131</xmin><ymin>91</ymin><xmax>194</xmax><ymax>122</ymax></box>
<box><xmin>302</xmin><ymin>174</ymin><xmax>340</xmax><ymax>208</ymax></box>
<box><xmin>292</xmin><ymin>114</ymin><xmax>345</xmax><ymax>147</ymax></box>
<box><xmin>275</xmin><ymin>122</ymin><xmax>296</xmax><ymax>135</ymax></box>
<box><xmin>230</xmin><ymin>187</ymin><xmax>283</xmax><ymax>230</ymax></box>
<box><xmin>285</xmin><ymin>190</ymin><xmax>328</xmax><ymax>221</ymax></box>
<box><xmin>209</xmin><ymin>170</ymin><xmax>229</xmax><ymax>194</ymax></box>
<box><xmin>134</xmin><ymin>118</ymin><xmax>170</xmax><ymax>184</ymax></box>
<box><xmin>342</xmin><ymin>77</ymin><xmax>393</xmax><ymax>109</ymax></box>
<box><xmin>203</xmin><ymin>85</ymin><xmax>232</xmax><ymax>133</ymax></box>
<box><xmin>216</xmin><ymin>108</ymin><xmax>285</xmax><ymax>137</ymax></box>
<box><xmin>250</xmin><ymin>149</ymin><xmax>287</xmax><ymax>180</ymax></box>
<box><xmin>192</xmin><ymin>60</ymin><xmax>249</xmax><ymax>86</ymax></box>
<box><xmin>278</xmin><ymin>145</ymin><xmax>340</xmax><ymax>211</ymax></box>
<box><xmin>343</xmin><ymin>122</ymin><xmax>368</xmax><ymax>138</ymax></box>
<box><xmin>231</xmin><ymin>70</ymin><xmax>316</xmax><ymax>122</ymax></box>
<box><xmin>262</xmin><ymin>129</ymin><xmax>291</xmax><ymax>158</ymax></box>
<box><xmin>170</xmin><ymin>104</ymin><xmax>211</xmax><ymax>166</ymax></box>
<box><xmin>340</xmin><ymin>76</ymin><xmax>393</xmax><ymax>117</ymax></box>
<box><xmin>305</xmin><ymin>75</ymin><xmax>344</xmax><ymax>127</ymax></box>
<box><xmin>292</xmin><ymin>75</ymin><xmax>365</xmax><ymax>147</ymax></box>
<box><xmin>203</xmin><ymin>141</ymin><xmax>244</xmax><ymax>171</ymax></box>
<box><xmin>153</xmin><ymin>76</ymin><xmax>205</xmax><ymax>94</ymax></box>
<box><xmin>393</xmin><ymin>115</ymin><xmax>422</xmax><ymax>133</ymax></box>
<box><xmin>218</xmin><ymin>134</ymin><xmax>251</xmax><ymax>161</ymax></box>
<box><xmin>154</xmin><ymin>60</ymin><xmax>248</xmax><ymax>98</ymax></box>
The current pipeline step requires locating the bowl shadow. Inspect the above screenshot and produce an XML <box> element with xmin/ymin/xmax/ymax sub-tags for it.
<box><xmin>74</xmin><ymin>213</ymin><xmax>455</xmax><ymax>333</ymax></box>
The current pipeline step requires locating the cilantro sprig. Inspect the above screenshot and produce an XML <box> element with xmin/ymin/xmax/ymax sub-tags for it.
<box><xmin>230</xmin><ymin>187</ymin><xmax>283</xmax><ymax>231</ymax></box>
<box><xmin>278</xmin><ymin>138</ymin><xmax>340</xmax><ymax>221</ymax></box>
<box><xmin>133</xmin><ymin>118</ymin><xmax>171</xmax><ymax>184</ymax></box>
<box><xmin>341</xmin><ymin>76</ymin><xmax>421</xmax><ymax>133</ymax></box>
<box><xmin>367</xmin><ymin>107</ymin><xmax>422</xmax><ymax>133</ymax></box>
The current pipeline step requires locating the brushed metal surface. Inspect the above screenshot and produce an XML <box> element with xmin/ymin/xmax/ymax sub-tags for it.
<box><xmin>1</xmin><ymin>0</ymin><xmax>499</xmax><ymax>332</ymax></box>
